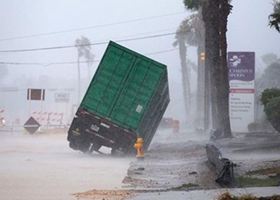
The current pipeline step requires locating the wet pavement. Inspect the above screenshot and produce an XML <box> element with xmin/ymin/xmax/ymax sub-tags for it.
<box><xmin>0</xmin><ymin>130</ymin><xmax>132</xmax><ymax>200</ymax></box>
<box><xmin>123</xmin><ymin>129</ymin><xmax>219</xmax><ymax>190</ymax></box>
<box><xmin>123</xmin><ymin>129</ymin><xmax>280</xmax><ymax>199</ymax></box>
<box><xmin>1</xmin><ymin>128</ymin><xmax>280</xmax><ymax>200</ymax></box>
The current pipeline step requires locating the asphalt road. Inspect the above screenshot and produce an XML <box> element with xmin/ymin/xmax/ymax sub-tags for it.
<box><xmin>0</xmin><ymin>130</ymin><xmax>132</xmax><ymax>200</ymax></box>
<box><xmin>1</xmin><ymin>128</ymin><xmax>279</xmax><ymax>200</ymax></box>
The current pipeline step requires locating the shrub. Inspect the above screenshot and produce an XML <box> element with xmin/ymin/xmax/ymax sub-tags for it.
<box><xmin>264</xmin><ymin>96</ymin><xmax>280</xmax><ymax>132</ymax></box>
<box><xmin>260</xmin><ymin>88</ymin><xmax>280</xmax><ymax>106</ymax></box>
<box><xmin>247</xmin><ymin>121</ymin><xmax>275</xmax><ymax>132</ymax></box>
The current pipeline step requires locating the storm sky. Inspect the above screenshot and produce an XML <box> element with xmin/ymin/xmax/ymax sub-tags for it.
<box><xmin>0</xmin><ymin>0</ymin><xmax>278</xmax><ymax>77</ymax></box>
<box><xmin>0</xmin><ymin>0</ymin><xmax>279</xmax><ymax>121</ymax></box>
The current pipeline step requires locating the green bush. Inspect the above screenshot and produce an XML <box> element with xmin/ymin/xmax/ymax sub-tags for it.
<box><xmin>260</xmin><ymin>88</ymin><xmax>280</xmax><ymax>106</ymax></box>
<box><xmin>247</xmin><ymin>121</ymin><xmax>274</xmax><ymax>132</ymax></box>
<box><xmin>264</xmin><ymin>96</ymin><xmax>280</xmax><ymax>132</ymax></box>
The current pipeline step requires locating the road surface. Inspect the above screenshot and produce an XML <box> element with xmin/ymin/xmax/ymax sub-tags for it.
<box><xmin>0</xmin><ymin>130</ymin><xmax>132</xmax><ymax>200</ymax></box>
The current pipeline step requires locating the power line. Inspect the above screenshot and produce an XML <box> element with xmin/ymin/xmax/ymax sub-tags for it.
<box><xmin>0</xmin><ymin>48</ymin><xmax>178</xmax><ymax>66</ymax></box>
<box><xmin>103</xmin><ymin>27</ymin><xmax>177</xmax><ymax>42</ymax></box>
<box><xmin>0</xmin><ymin>61</ymin><xmax>43</xmax><ymax>66</ymax></box>
<box><xmin>145</xmin><ymin>48</ymin><xmax>178</xmax><ymax>56</ymax></box>
<box><xmin>0</xmin><ymin>12</ymin><xmax>185</xmax><ymax>42</ymax></box>
<box><xmin>0</xmin><ymin>60</ymin><xmax>97</xmax><ymax>66</ymax></box>
<box><xmin>0</xmin><ymin>32</ymin><xmax>176</xmax><ymax>53</ymax></box>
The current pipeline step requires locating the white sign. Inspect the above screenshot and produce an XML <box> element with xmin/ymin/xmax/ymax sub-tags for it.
<box><xmin>228</xmin><ymin>52</ymin><xmax>255</xmax><ymax>132</ymax></box>
<box><xmin>55</xmin><ymin>93</ymin><xmax>70</xmax><ymax>103</ymax></box>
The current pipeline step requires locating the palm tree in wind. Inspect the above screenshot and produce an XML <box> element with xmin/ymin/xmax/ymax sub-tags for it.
<box><xmin>75</xmin><ymin>36</ymin><xmax>94</xmax><ymax>103</ymax></box>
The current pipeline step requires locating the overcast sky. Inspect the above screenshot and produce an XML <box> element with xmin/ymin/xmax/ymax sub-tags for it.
<box><xmin>0</xmin><ymin>0</ymin><xmax>279</xmax><ymax>120</ymax></box>
<box><xmin>0</xmin><ymin>0</ymin><xmax>278</xmax><ymax>78</ymax></box>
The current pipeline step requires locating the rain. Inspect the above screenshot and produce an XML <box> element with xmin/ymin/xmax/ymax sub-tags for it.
<box><xmin>0</xmin><ymin>0</ymin><xmax>280</xmax><ymax>200</ymax></box>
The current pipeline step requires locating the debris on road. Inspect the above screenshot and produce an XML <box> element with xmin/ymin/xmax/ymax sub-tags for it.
<box><xmin>206</xmin><ymin>144</ymin><xmax>236</xmax><ymax>186</ymax></box>
<box><xmin>217</xmin><ymin>192</ymin><xmax>280</xmax><ymax>200</ymax></box>
<box><xmin>73</xmin><ymin>189</ymin><xmax>134</xmax><ymax>200</ymax></box>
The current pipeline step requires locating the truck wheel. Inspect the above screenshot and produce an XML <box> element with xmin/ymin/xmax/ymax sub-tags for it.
<box><xmin>69</xmin><ymin>141</ymin><xmax>79</xmax><ymax>150</ymax></box>
<box><xmin>111</xmin><ymin>148</ymin><xmax>126</xmax><ymax>156</ymax></box>
<box><xmin>78</xmin><ymin>140</ymin><xmax>91</xmax><ymax>153</ymax></box>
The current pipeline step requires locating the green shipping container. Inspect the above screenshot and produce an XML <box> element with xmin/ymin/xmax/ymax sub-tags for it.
<box><xmin>67</xmin><ymin>41</ymin><xmax>170</xmax><ymax>154</ymax></box>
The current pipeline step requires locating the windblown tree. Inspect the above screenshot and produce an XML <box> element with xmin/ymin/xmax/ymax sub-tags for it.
<box><xmin>262</xmin><ymin>53</ymin><xmax>278</xmax><ymax>66</ymax></box>
<box><xmin>255</xmin><ymin>60</ymin><xmax>280</xmax><ymax>124</ymax></box>
<box><xmin>173</xmin><ymin>25</ymin><xmax>192</xmax><ymax>122</ymax></box>
<box><xmin>257</xmin><ymin>62</ymin><xmax>280</xmax><ymax>92</ymax></box>
<box><xmin>174</xmin><ymin>10</ymin><xmax>209</xmax><ymax>128</ymax></box>
<box><xmin>269</xmin><ymin>0</ymin><xmax>280</xmax><ymax>32</ymax></box>
<box><xmin>183</xmin><ymin>0</ymin><xmax>232</xmax><ymax>138</ymax></box>
<box><xmin>75</xmin><ymin>36</ymin><xmax>94</xmax><ymax>102</ymax></box>
<box><xmin>173</xmin><ymin>32</ymin><xmax>191</xmax><ymax>121</ymax></box>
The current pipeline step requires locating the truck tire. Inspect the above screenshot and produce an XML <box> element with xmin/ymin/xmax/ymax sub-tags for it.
<box><xmin>79</xmin><ymin>140</ymin><xmax>91</xmax><ymax>153</ymax></box>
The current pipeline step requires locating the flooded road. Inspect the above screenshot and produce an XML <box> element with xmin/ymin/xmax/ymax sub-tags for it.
<box><xmin>0</xmin><ymin>130</ymin><xmax>132</xmax><ymax>200</ymax></box>
<box><xmin>1</xmin><ymin>129</ymin><xmax>280</xmax><ymax>200</ymax></box>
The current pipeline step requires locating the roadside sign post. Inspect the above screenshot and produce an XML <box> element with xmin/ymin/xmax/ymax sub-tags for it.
<box><xmin>228</xmin><ymin>52</ymin><xmax>255</xmax><ymax>132</ymax></box>
<box><xmin>24</xmin><ymin>117</ymin><xmax>41</xmax><ymax>134</ymax></box>
<box><xmin>27</xmin><ymin>88</ymin><xmax>46</xmax><ymax>117</ymax></box>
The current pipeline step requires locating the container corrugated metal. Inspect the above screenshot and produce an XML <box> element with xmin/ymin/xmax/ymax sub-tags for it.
<box><xmin>67</xmin><ymin>41</ymin><xmax>170</xmax><ymax>154</ymax></box>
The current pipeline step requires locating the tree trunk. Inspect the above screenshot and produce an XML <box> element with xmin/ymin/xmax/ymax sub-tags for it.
<box><xmin>77</xmin><ymin>56</ymin><xmax>81</xmax><ymax>104</ymax></box>
<box><xmin>203</xmin><ymin>45</ymin><xmax>210</xmax><ymax>131</ymax></box>
<box><xmin>178</xmin><ymin>38</ymin><xmax>191</xmax><ymax>121</ymax></box>
<box><xmin>196</xmin><ymin>45</ymin><xmax>204</xmax><ymax>128</ymax></box>
<box><xmin>87</xmin><ymin>63</ymin><xmax>91</xmax><ymax>83</ymax></box>
<box><xmin>202</xmin><ymin>0</ymin><xmax>220</xmax><ymax>130</ymax></box>
<box><xmin>196</xmin><ymin>45</ymin><xmax>209</xmax><ymax>130</ymax></box>
<box><xmin>217</xmin><ymin>0</ymin><xmax>232</xmax><ymax>137</ymax></box>
<box><xmin>202</xmin><ymin>0</ymin><xmax>232</xmax><ymax>138</ymax></box>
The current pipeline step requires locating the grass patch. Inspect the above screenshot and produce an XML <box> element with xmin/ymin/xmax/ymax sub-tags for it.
<box><xmin>237</xmin><ymin>176</ymin><xmax>279</xmax><ymax>187</ymax></box>
<box><xmin>217</xmin><ymin>192</ymin><xmax>257</xmax><ymax>200</ymax></box>
<box><xmin>246</xmin><ymin>167</ymin><xmax>280</xmax><ymax>176</ymax></box>
<box><xmin>172</xmin><ymin>183</ymin><xmax>199</xmax><ymax>190</ymax></box>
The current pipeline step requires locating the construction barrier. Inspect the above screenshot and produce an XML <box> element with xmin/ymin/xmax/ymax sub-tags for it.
<box><xmin>31</xmin><ymin>111</ymin><xmax>64</xmax><ymax>126</ymax></box>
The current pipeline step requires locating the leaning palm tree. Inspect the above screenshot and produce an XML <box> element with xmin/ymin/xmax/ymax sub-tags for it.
<box><xmin>173</xmin><ymin>27</ymin><xmax>191</xmax><ymax>122</ymax></box>
<box><xmin>174</xmin><ymin>11</ymin><xmax>208</xmax><ymax>128</ymax></box>
<box><xmin>75</xmin><ymin>36</ymin><xmax>94</xmax><ymax>103</ymax></box>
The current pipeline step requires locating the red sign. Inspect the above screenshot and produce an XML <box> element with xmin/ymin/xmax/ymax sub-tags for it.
<box><xmin>230</xmin><ymin>89</ymin><xmax>255</xmax><ymax>93</ymax></box>
<box><xmin>27</xmin><ymin>89</ymin><xmax>45</xmax><ymax>101</ymax></box>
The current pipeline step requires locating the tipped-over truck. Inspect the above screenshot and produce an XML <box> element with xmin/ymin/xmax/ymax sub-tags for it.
<box><xmin>67</xmin><ymin>41</ymin><xmax>170</xmax><ymax>154</ymax></box>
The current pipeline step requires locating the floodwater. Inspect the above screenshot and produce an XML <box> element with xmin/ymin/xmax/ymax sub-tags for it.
<box><xmin>0</xmin><ymin>130</ymin><xmax>132</xmax><ymax>200</ymax></box>
<box><xmin>1</xmin><ymin>128</ymin><xmax>279</xmax><ymax>200</ymax></box>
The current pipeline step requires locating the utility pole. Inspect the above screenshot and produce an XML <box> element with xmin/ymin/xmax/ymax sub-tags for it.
<box><xmin>77</xmin><ymin>56</ymin><xmax>81</xmax><ymax>104</ymax></box>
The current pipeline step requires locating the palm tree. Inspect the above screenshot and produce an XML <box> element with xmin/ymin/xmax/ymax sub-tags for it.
<box><xmin>174</xmin><ymin>11</ymin><xmax>209</xmax><ymax>129</ymax></box>
<box><xmin>184</xmin><ymin>0</ymin><xmax>232</xmax><ymax>138</ymax></box>
<box><xmin>218</xmin><ymin>0</ymin><xmax>232</xmax><ymax>137</ymax></box>
<box><xmin>269</xmin><ymin>0</ymin><xmax>280</xmax><ymax>32</ymax></box>
<box><xmin>173</xmin><ymin>33</ymin><xmax>191</xmax><ymax>121</ymax></box>
<box><xmin>202</xmin><ymin>0</ymin><xmax>220</xmax><ymax>131</ymax></box>
<box><xmin>75</xmin><ymin>36</ymin><xmax>94</xmax><ymax>103</ymax></box>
